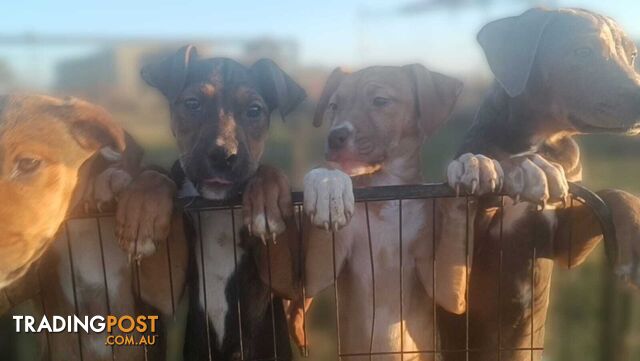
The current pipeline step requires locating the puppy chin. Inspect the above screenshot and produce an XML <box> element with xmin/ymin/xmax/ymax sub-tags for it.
<box><xmin>331</xmin><ymin>160</ymin><xmax>381</xmax><ymax>177</ymax></box>
<box><xmin>199</xmin><ymin>185</ymin><xmax>232</xmax><ymax>200</ymax></box>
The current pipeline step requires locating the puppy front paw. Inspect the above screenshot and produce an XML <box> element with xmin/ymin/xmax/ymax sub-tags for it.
<box><xmin>500</xmin><ymin>154</ymin><xmax>569</xmax><ymax>208</ymax></box>
<box><xmin>303</xmin><ymin>168</ymin><xmax>354</xmax><ymax>231</ymax></box>
<box><xmin>83</xmin><ymin>166</ymin><xmax>133</xmax><ymax>213</ymax></box>
<box><xmin>242</xmin><ymin>165</ymin><xmax>293</xmax><ymax>244</ymax></box>
<box><xmin>447</xmin><ymin>153</ymin><xmax>503</xmax><ymax>196</ymax></box>
<box><xmin>115</xmin><ymin>170</ymin><xmax>176</xmax><ymax>260</ymax></box>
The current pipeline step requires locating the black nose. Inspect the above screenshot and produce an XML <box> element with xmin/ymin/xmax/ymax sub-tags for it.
<box><xmin>208</xmin><ymin>147</ymin><xmax>237</xmax><ymax>171</ymax></box>
<box><xmin>328</xmin><ymin>127</ymin><xmax>351</xmax><ymax>150</ymax></box>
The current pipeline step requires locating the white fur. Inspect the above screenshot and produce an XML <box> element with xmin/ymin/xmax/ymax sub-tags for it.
<box><xmin>303</xmin><ymin>168</ymin><xmax>355</xmax><ymax>230</ymax></box>
<box><xmin>194</xmin><ymin>209</ymin><xmax>244</xmax><ymax>348</ymax></box>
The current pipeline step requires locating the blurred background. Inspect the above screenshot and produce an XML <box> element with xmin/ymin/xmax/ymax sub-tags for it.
<box><xmin>1</xmin><ymin>0</ymin><xmax>639</xmax><ymax>360</ymax></box>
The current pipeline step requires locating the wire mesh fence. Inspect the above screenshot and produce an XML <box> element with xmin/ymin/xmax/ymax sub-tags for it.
<box><xmin>25</xmin><ymin>182</ymin><xmax>624</xmax><ymax>361</ymax></box>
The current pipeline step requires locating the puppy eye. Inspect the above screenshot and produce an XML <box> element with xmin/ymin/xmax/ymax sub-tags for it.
<box><xmin>373</xmin><ymin>97</ymin><xmax>390</xmax><ymax>107</ymax></box>
<box><xmin>246</xmin><ymin>104</ymin><xmax>263</xmax><ymax>118</ymax></box>
<box><xmin>15</xmin><ymin>158</ymin><xmax>42</xmax><ymax>175</ymax></box>
<box><xmin>574</xmin><ymin>47</ymin><xmax>593</xmax><ymax>58</ymax></box>
<box><xmin>183</xmin><ymin>98</ymin><xmax>201</xmax><ymax>111</ymax></box>
<box><xmin>631</xmin><ymin>51</ymin><xmax>638</xmax><ymax>62</ymax></box>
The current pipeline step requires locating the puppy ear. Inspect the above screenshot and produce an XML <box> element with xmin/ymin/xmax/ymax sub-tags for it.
<box><xmin>403</xmin><ymin>64</ymin><xmax>463</xmax><ymax>139</ymax></box>
<box><xmin>313</xmin><ymin>67</ymin><xmax>348</xmax><ymax>128</ymax></box>
<box><xmin>59</xmin><ymin>97</ymin><xmax>126</xmax><ymax>153</ymax></box>
<box><xmin>141</xmin><ymin>44</ymin><xmax>199</xmax><ymax>101</ymax></box>
<box><xmin>478</xmin><ymin>8</ymin><xmax>556</xmax><ymax>97</ymax></box>
<box><xmin>250</xmin><ymin>59</ymin><xmax>307</xmax><ymax>120</ymax></box>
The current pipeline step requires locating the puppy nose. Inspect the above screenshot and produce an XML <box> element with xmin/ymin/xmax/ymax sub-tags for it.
<box><xmin>328</xmin><ymin>127</ymin><xmax>351</xmax><ymax>150</ymax></box>
<box><xmin>208</xmin><ymin>147</ymin><xmax>237</xmax><ymax>171</ymax></box>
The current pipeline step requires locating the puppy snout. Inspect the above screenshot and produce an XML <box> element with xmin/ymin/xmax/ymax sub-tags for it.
<box><xmin>328</xmin><ymin>127</ymin><xmax>352</xmax><ymax>151</ymax></box>
<box><xmin>208</xmin><ymin>147</ymin><xmax>238</xmax><ymax>171</ymax></box>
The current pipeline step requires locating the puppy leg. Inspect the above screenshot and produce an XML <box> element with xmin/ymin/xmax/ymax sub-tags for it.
<box><xmin>116</xmin><ymin>170</ymin><xmax>176</xmax><ymax>260</ymax></box>
<box><xmin>297</xmin><ymin>167</ymin><xmax>355</xmax><ymax>355</ymax></box>
<box><xmin>555</xmin><ymin>189</ymin><xmax>640</xmax><ymax>288</ymax></box>
<box><xmin>243</xmin><ymin>165</ymin><xmax>300</xmax><ymax>299</ymax></box>
<box><xmin>429</xmin><ymin>154</ymin><xmax>501</xmax><ymax>313</ymax></box>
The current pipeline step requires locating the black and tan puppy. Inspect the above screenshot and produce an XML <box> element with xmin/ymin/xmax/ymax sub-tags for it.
<box><xmin>438</xmin><ymin>8</ymin><xmax>640</xmax><ymax>361</ymax></box>
<box><xmin>139</xmin><ymin>45</ymin><xmax>305</xmax><ymax>361</ymax></box>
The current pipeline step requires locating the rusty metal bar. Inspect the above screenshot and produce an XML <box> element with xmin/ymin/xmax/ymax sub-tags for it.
<box><xmin>36</xmin><ymin>268</ymin><xmax>52</xmax><ymax>361</ymax></box>
<box><xmin>465</xmin><ymin>196</ymin><xmax>471</xmax><ymax>361</ymax></box>
<box><xmin>432</xmin><ymin>199</ymin><xmax>437</xmax><ymax>357</ymax></box>
<box><xmin>364</xmin><ymin>201</ymin><xmax>376</xmax><ymax>361</ymax></box>
<box><xmin>230</xmin><ymin>208</ymin><xmax>246</xmax><ymax>360</ymax></box>
<box><xmin>63</xmin><ymin>222</ymin><xmax>85</xmax><ymax>361</ymax></box>
<box><xmin>398</xmin><ymin>199</ymin><xmax>404</xmax><ymax>360</ymax></box>
<box><xmin>297</xmin><ymin>204</ymin><xmax>309</xmax><ymax>358</ymax></box>
<box><xmin>331</xmin><ymin>211</ymin><xmax>342</xmax><ymax>360</ymax></box>
<box><xmin>498</xmin><ymin>196</ymin><xmax>505</xmax><ymax>361</ymax></box>
<box><xmin>165</xmin><ymin>221</ymin><xmax>177</xmax><ymax>317</ymax></box>
<box><xmin>95</xmin><ymin>218</ymin><xmax>115</xmax><ymax>361</ymax></box>
<box><xmin>196</xmin><ymin>211</ymin><xmax>213</xmax><ymax>361</ymax></box>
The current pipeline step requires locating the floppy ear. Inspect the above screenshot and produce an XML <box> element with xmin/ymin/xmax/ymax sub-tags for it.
<box><xmin>250</xmin><ymin>59</ymin><xmax>307</xmax><ymax>120</ymax></box>
<box><xmin>59</xmin><ymin>97</ymin><xmax>126</xmax><ymax>153</ymax></box>
<box><xmin>478</xmin><ymin>8</ymin><xmax>556</xmax><ymax>97</ymax></box>
<box><xmin>313</xmin><ymin>67</ymin><xmax>348</xmax><ymax>127</ymax></box>
<box><xmin>403</xmin><ymin>64</ymin><xmax>463</xmax><ymax>139</ymax></box>
<box><xmin>141</xmin><ymin>44</ymin><xmax>199</xmax><ymax>101</ymax></box>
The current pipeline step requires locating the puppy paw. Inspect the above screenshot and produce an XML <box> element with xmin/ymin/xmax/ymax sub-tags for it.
<box><xmin>83</xmin><ymin>166</ymin><xmax>132</xmax><ymax>213</ymax></box>
<box><xmin>242</xmin><ymin>165</ymin><xmax>293</xmax><ymax>244</ymax></box>
<box><xmin>115</xmin><ymin>170</ymin><xmax>176</xmax><ymax>260</ymax></box>
<box><xmin>500</xmin><ymin>154</ymin><xmax>569</xmax><ymax>208</ymax></box>
<box><xmin>303</xmin><ymin>168</ymin><xmax>354</xmax><ymax>231</ymax></box>
<box><xmin>447</xmin><ymin>153</ymin><xmax>503</xmax><ymax>196</ymax></box>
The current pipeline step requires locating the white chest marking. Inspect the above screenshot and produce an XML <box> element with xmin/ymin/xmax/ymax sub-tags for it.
<box><xmin>194</xmin><ymin>209</ymin><xmax>244</xmax><ymax>347</ymax></box>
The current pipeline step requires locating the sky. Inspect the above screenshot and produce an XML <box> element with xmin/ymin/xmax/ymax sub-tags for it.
<box><xmin>2</xmin><ymin>0</ymin><xmax>640</xmax><ymax>88</ymax></box>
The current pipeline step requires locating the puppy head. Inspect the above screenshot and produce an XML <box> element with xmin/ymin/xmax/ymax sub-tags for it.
<box><xmin>313</xmin><ymin>65</ymin><xmax>462</xmax><ymax>176</ymax></box>
<box><xmin>479</xmin><ymin>8</ymin><xmax>640</xmax><ymax>134</ymax></box>
<box><xmin>142</xmin><ymin>45</ymin><xmax>306</xmax><ymax>200</ymax></box>
<box><xmin>0</xmin><ymin>95</ymin><xmax>124</xmax><ymax>287</ymax></box>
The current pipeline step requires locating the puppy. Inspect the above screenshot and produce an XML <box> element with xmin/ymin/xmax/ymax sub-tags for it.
<box><xmin>438</xmin><ymin>8</ymin><xmax>640</xmax><ymax>361</ymax></box>
<box><xmin>0</xmin><ymin>95</ymin><xmax>126</xmax><ymax>292</ymax></box>
<box><xmin>0</xmin><ymin>95</ymin><xmax>184</xmax><ymax>361</ymax></box>
<box><xmin>139</xmin><ymin>45</ymin><xmax>306</xmax><ymax>360</ymax></box>
<box><xmin>296</xmin><ymin>65</ymin><xmax>502</xmax><ymax>361</ymax></box>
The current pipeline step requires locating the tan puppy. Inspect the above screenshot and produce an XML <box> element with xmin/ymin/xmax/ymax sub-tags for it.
<box><xmin>0</xmin><ymin>95</ymin><xmax>186</xmax><ymax>361</ymax></box>
<box><xmin>0</xmin><ymin>95</ymin><xmax>126</xmax><ymax>290</ymax></box>
<box><xmin>295</xmin><ymin>65</ymin><xmax>502</xmax><ymax>360</ymax></box>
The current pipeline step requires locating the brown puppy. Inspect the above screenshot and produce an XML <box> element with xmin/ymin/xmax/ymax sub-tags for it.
<box><xmin>295</xmin><ymin>65</ymin><xmax>502</xmax><ymax>361</ymax></box>
<box><xmin>0</xmin><ymin>95</ymin><xmax>125</xmax><ymax>291</ymax></box>
<box><xmin>0</xmin><ymin>95</ymin><xmax>185</xmax><ymax>361</ymax></box>
<box><xmin>137</xmin><ymin>45</ymin><xmax>305</xmax><ymax>361</ymax></box>
<box><xmin>439</xmin><ymin>8</ymin><xmax>640</xmax><ymax>361</ymax></box>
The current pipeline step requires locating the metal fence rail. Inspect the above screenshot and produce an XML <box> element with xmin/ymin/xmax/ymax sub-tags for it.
<box><xmin>37</xmin><ymin>182</ymin><xmax>618</xmax><ymax>361</ymax></box>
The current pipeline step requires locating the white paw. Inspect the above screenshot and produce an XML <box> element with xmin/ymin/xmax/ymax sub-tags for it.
<box><xmin>447</xmin><ymin>153</ymin><xmax>503</xmax><ymax>196</ymax></box>
<box><xmin>124</xmin><ymin>238</ymin><xmax>158</xmax><ymax>262</ymax></box>
<box><xmin>501</xmin><ymin>154</ymin><xmax>569</xmax><ymax>208</ymax></box>
<box><xmin>303</xmin><ymin>168</ymin><xmax>355</xmax><ymax>231</ymax></box>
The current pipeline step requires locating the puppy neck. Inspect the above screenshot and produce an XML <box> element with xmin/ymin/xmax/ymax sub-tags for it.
<box><xmin>463</xmin><ymin>84</ymin><xmax>571</xmax><ymax>157</ymax></box>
